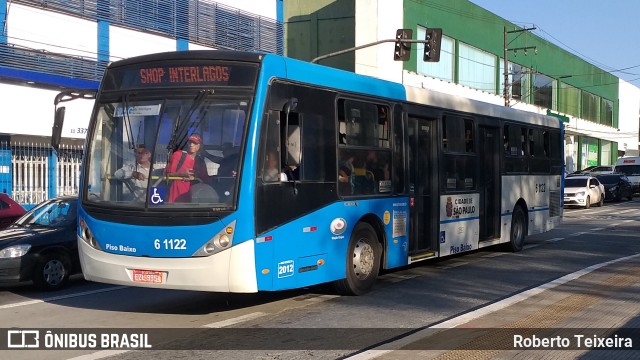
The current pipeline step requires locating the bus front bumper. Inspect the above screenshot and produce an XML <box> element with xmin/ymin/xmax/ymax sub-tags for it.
<box><xmin>78</xmin><ymin>237</ymin><xmax>258</xmax><ymax>293</ymax></box>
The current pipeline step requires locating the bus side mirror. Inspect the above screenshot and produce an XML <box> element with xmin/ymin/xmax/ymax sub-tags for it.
<box><xmin>52</xmin><ymin>107</ymin><xmax>65</xmax><ymax>153</ymax></box>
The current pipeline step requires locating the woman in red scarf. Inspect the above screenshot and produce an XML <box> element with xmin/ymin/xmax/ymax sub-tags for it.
<box><xmin>166</xmin><ymin>133</ymin><xmax>208</xmax><ymax>203</ymax></box>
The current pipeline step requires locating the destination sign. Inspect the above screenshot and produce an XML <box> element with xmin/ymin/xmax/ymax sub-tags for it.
<box><xmin>102</xmin><ymin>61</ymin><xmax>258</xmax><ymax>91</ymax></box>
<box><xmin>139</xmin><ymin>65</ymin><xmax>230</xmax><ymax>85</ymax></box>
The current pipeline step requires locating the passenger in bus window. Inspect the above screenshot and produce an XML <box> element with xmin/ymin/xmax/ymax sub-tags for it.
<box><xmin>465</xmin><ymin>129</ymin><xmax>473</xmax><ymax>152</ymax></box>
<box><xmin>338</xmin><ymin>151</ymin><xmax>355</xmax><ymax>195</ymax></box>
<box><xmin>166</xmin><ymin>134</ymin><xmax>209</xmax><ymax>202</ymax></box>
<box><xmin>263</xmin><ymin>150</ymin><xmax>285</xmax><ymax>182</ymax></box>
<box><xmin>113</xmin><ymin>144</ymin><xmax>151</xmax><ymax>202</ymax></box>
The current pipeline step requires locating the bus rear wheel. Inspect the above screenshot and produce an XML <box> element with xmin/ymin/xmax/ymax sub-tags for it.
<box><xmin>334</xmin><ymin>222</ymin><xmax>381</xmax><ymax>296</ymax></box>
<box><xmin>504</xmin><ymin>206</ymin><xmax>526</xmax><ymax>252</ymax></box>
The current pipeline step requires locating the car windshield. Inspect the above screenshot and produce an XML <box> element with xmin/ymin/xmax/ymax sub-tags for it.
<box><xmin>565</xmin><ymin>178</ymin><xmax>588</xmax><ymax>187</ymax></box>
<box><xmin>597</xmin><ymin>175</ymin><xmax>622</xmax><ymax>184</ymax></box>
<box><xmin>14</xmin><ymin>199</ymin><xmax>77</xmax><ymax>228</ymax></box>
<box><xmin>615</xmin><ymin>165</ymin><xmax>640</xmax><ymax>176</ymax></box>
<box><xmin>84</xmin><ymin>93</ymin><xmax>250</xmax><ymax>209</ymax></box>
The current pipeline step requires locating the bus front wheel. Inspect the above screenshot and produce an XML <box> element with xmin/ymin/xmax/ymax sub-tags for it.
<box><xmin>504</xmin><ymin>206</ymin><xmax>526</xmax><ymax>252</ymax></box>
<box><xmin>334</xmin><ymin>222</ymin><xmax>381</xmax><ymax>296</ymax></box>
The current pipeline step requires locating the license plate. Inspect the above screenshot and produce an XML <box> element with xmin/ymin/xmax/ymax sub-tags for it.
<box><xmin>132</xmin><ymin>269</ymin><xmax>165</xmax><ymax>283</ymax></box>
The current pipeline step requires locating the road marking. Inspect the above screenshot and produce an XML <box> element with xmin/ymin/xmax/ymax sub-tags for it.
<box><xmin>546</xmin><ymin>237</ymin><xmax>564</xmax><ymax>242</ymax></box>
<box><xmin>0</xmin><ymin>286</ymin><xmax>127</xmax><ymax>310</ymax></box>
<box><xmin>203</xmin><ymin>312</ymin><xmax>268</xmax><ymax>328</ymax></box>
<box><xmin>568</xmin><ymin>232</ymin><xmax>587</xmax><ymax>237</ymax></box>
<box><xmin>590</xmin><ymin>227</ymin><xmax>605</xmax><ymax>231</ymax></box>
<box><xmin>618</xmin><ymin>209</ymin><xmax>636</xmax><ymax>214</ymax></box>
<box><xmin>381</xmin><ymin>273</ymin><xmax>418</xmax><ymax>283</ymax></box>
<box><xmin>345</xmin><ymin>252</ymin><xmax>640</xmax><ymax>360</ymax></box>
<box><xmin>68</xmin><ymin>350</ymin><xmax>130</xmax><ymax>360</ymax></box>
<box><xmin>301</xmin><ymin>294</ymin><xmax>340</xmax><ymax>303</ymax></box>
<box><xmin>481</xmin><ymin>252</ymin><xmax>506</xmax><ymax>258</ymax></box>
<box><xmin>435</xmin><ymin>261</ymin><xmax>468</xmax><ymax>269</ymax></box>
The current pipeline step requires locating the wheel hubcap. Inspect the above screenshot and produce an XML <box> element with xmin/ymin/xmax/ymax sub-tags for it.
<box><xmin>43</xmin><ymin>260</ymin><xmax>65</xmax><ymax>285</ymax></box>
<box><xmin>352</xmin><ymin>239</ymin><xmax>374</xmax><ymax>280</ymax></box>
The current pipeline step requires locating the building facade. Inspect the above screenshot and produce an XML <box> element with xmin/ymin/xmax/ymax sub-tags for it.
<box><xmin>0</xmin><ymin>0</ymin><xmax>283</xmax><ymax>205</ymax></box>
<box><xmin>283</xmin><ymin>0</ymin><xmax>640</xmax><ymax>173</ymax></box>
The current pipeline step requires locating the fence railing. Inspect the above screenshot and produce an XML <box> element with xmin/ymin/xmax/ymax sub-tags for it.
<box><xmin>2</xmin><ymin>142</ymin><xmax>83</xmax><ymax>206</ymax></box>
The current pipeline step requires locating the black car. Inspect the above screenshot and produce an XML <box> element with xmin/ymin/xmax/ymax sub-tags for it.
<box><xmin>595</xmin><ymin>174</ymin><xmax>634</xmax><ymax>201</ymax></box>
<box><xmin>0</xmin><ymin>196</ymin><xmax>79</xmax><ymax>291</ymax></box>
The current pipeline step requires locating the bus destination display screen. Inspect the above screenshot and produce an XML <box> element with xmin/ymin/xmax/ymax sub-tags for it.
<box><xmin>102</xmin><ymin>61</ymin><xmax>259</xmax><ymax>91</ymax></box>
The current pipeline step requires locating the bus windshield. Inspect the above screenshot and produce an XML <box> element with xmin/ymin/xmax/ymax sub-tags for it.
<box><xmin>84</xmin><ymin>93</ymin><xmax>249</xmax><ymax>209</ymax></box>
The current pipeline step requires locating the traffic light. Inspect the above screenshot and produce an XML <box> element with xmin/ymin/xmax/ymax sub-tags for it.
<box><xmin>394</xmin><ymin>29</ymin><xmax>413</xmax><ymax>61</ymax></box>
<box><xmin>423</xmin><ymin>28</ymin><xmax>442</xmax><ymax>62</ymax></box>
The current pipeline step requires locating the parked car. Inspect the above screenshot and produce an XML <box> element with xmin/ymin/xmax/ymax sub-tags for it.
<box><xmin>568</xmin><ymin>165</ymin><xmax>615</xmax><ymax>176</ymax></box>
<box><xmin>563</xmin><ymin>175</ymin><xmax>605</xmax><ymax>208</ymax></box>
<box><xmin>595</xmin><ymin>174</ymin><xmax>634</xmax><ymax>201</ymax></box>
<box><xmin>0</xmin><ymin>194</ymin><xmax>27</xmax><ymax>230</ymax></box>
<box><xmin>0</xmin><ymin>196</ymin><xmax>79</xmax><ymax>291</ymax></box>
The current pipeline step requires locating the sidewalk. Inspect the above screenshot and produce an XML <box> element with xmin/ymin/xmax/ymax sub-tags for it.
<box><xmin>356</xmin><ymin>253</ymin><xmax>640</xmax><ymax>359</ymax></box>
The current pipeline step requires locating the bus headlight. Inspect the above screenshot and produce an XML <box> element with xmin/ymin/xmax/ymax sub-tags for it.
<box><xmin>216</xmin><ymin>234</ymin><xmax>231</xmax><ymax>248</ymax></box>
<box><xmin>192</xmin><ymin>220</ymin><xmax>236</xmax><ymax>257</ymax></box>
<box><xmin>79</xmin><ymin>218</ymin><xmax>102</xmax><ymax>250</ymax></box>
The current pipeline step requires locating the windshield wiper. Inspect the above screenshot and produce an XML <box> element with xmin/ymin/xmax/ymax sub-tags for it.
<box><xmin>167</xmin><ymin>90</ymin><xmax>212</xmax><ymax>153</ymax></box>
<box><xmin>122</xmin><ymin>94</ymin><xmax>137</xmax><ymax>150</ymax></box>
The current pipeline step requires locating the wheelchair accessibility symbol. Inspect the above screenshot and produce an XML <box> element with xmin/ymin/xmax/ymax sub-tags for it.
<box><xmin>149</xmin><ymin>187</ymin><xmax>166</xmax><ymax>205</ymax></box>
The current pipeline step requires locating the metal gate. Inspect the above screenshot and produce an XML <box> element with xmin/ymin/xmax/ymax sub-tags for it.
<box><xmin>55</xmin><ymin>144</ymin><xmax>83</xmax><ymax>198</ymax></box>
<box><xmin>8</xmin><ymin>142</ymin><xmax>83</xmax><ymax>205</ymax></box>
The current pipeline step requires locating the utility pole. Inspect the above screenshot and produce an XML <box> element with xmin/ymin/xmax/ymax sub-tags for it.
<box><xmin>503</xmin><ymin>25</ymin><xmax>536</xmax><ymax>107</ymax></box>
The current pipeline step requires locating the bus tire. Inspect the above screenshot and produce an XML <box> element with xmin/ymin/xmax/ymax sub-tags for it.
<box><xmin>333</xmin><ymin>222</ymin><xmax>381</xmax><ymax>296</ymax></box>
<box><xmin>33</xmin><ymin>253</ymin><xmax>70</xmax><ymax>291</ymax></box>
<box><xmin>504</xmin><ymin>206</ymin><xmax>526</xmax><ymax>252</ymax></box>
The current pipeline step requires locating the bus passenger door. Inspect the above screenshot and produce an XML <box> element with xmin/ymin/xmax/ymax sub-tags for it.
<box><xmin>478</xmin><ymin>126</ymin><xmax>500</xmax><ymax>240</ymax></box>
<box><xmin>408</xmin><ymin>116</ymin><xmax>438</xmax><ymax>258</ymax></box>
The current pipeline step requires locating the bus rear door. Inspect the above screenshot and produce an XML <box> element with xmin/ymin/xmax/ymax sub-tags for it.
<box><xmin>407</xmin><ymin>114</ymin><xmax>438</xmax><ymax>260</ymax></box>
<box><xmin>478</xmin><ymin>125</ymin><xmax>501</xmax><ymax>241</ymax></box>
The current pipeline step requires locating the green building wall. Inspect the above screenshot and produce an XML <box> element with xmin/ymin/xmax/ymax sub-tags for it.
<box><xmin>404</xmin><ymin>0</ymin><xmax>617</xmax><ymax>121</ymax></box>
<box><xmin>284</xmin><ymin>0</ymin><xmax>620</xmax><ymax>131</ymax></box>
<box><xmin>284</xmin><ymin>0</ymin><xmax>356</xmax><ymax>71</ymax></box>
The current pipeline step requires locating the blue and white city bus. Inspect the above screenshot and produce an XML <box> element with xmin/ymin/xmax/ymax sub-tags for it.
<box><xmin>52</xmin><ymin>50</ymin><xmax>563</xmax><ymax>295</ymax></box>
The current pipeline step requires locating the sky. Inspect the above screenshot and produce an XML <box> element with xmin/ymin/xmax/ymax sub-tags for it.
<box><xmin>467</xmin><ymin>0</ymin><xmax>640</xmax><ymax>86</ymax></box>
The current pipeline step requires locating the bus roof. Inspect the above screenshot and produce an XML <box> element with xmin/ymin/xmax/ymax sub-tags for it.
<box><xmin>263</xmin><ymin>53</ymin><xmax>407</xmax><ymax>101</ymax></box>
<box><xmin>616</xmin><ymin>157</ymin><xmax>640</xmax><ymax>165</ymax></box>
<box><xmin>107</xmin><ymin>50</ymin><xmax>265</xmax><ymax>68</ymax></box>
<box><xmin>106</xmin><ymin>50</ymin><xmax>560</xmax><ymax>129</ymax></box>
<box><xmin>404</xmin><ymin>86</ymin><xmax>560</xmax><ymax>128</ymax></box>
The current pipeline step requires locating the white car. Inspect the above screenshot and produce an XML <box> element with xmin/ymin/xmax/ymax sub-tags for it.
<box><xmin>564</xmin><ymin>175</ymin><xmax>605</xmax><ymax>208</ymax></box>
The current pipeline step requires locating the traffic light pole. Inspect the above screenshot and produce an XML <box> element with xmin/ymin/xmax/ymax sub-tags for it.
<box><xmin>311</xmin><ymin>39</ymin><xmax>433</xmax><ymax>64</ymax></box>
